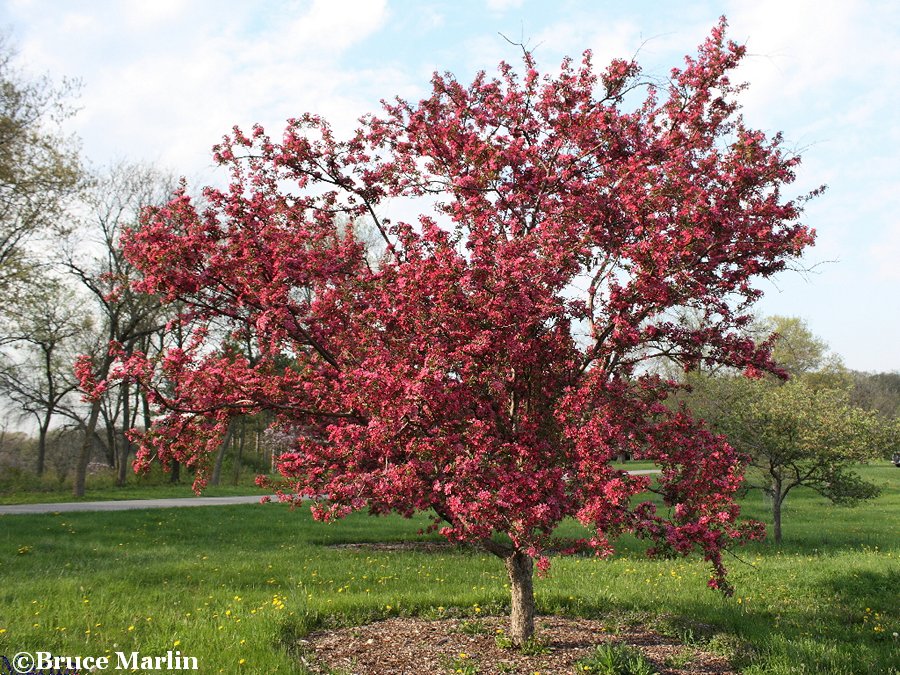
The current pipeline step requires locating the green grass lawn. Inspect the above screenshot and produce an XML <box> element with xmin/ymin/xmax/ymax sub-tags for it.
<box><xmin>0</xmin><ymin>465</ymin><xmax>897</xmax><ymax>674</ymax></box>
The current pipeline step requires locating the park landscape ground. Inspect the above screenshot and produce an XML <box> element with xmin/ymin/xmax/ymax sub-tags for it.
<box><xmin>0</xmin><ymin>12</ymin><xmax>897</xmax><ymax>675</ymax></box>
<box><xmin>0</xmin><ymin>463</ymin><xmax>897</xmax><ymax>674</ymax></box>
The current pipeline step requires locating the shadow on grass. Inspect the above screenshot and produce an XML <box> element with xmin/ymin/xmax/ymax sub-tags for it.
<box><xmin>824</xmin><ymin>567</ymin><xmax>900</xmax><ymax>604</ymax></box>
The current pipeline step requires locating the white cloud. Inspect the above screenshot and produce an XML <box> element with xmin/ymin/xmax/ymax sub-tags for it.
<box><xmin>121</xmin><ymin>0</ymin><xmax>187</xmax><ymax>27</ymax></box>
<box><xmin>726</xmin><ymin>0</ymin><xmax>869</xmax><ymax>114</ymax></box>
<box><xmin>268</xmin><ymin>0</ymin><xmax>388</xmax><ymax>54</ymax></box>
<box><xmin>722</xmin><ymin>0</ymin><xmax>900</xmax><ymax>294</ymax></box>
<box><xmin>871</xmin><ymin>220</ymin><xmax>900</xmax><ymax>282</ymax></box>
<box><xmin>723</xmin><ymin>0</ymin><xmax>900</xmax><ymax>138</ymax></box>
<box><xmin>3</xmin><ymin>0</ymin><xmax>394</xmax><ymax>173</ymax></box>
<box><xmin>486</xmin><ymin>0</ymin><xmax>524</xmax><ymax>11</ymax></box>
<box><xmin>58</xmin><ymin>11</ymin><xmax>99</xmax><ymax>35</ymax></box>
<box><xmin>533</xmin><ymin>18</ymin><xmax>640</xmax><ymax>68</ymax></box>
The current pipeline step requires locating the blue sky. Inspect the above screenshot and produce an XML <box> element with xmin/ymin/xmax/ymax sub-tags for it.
<box><xmin>2</xmin><ymin>0</ymin><xmax>898</xmax><ymax>371</ymax></box>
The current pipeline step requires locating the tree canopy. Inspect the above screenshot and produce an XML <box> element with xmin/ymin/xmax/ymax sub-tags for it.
<box><xmin>91</xmin><ymin>19</ymin><xmax>817</xmax><ymax>643</ymax></box>
<box><xmin>0</xmin><ymin>37</ymin><xmax>82</xmax><ymax>305</ymax></box>
<box><xmin>686</xmin><ymin>316</ymin><xmax>892</xmax><ymax>543</ymax></box>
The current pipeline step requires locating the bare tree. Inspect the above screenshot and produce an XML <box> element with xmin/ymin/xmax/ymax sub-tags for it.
<box><xmin>0</xmin><ymin>279</ymin><xmax>91</xmax><ymax>474</ymax></box>
<box><xmin>63</xmin><ymin>162</ymin><xmax>175</xmax><ymax>496</ymax></box>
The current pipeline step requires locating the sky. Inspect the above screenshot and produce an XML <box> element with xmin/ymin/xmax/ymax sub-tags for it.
<box><xmin>1</xmin><ymin>0</ymin><xmax>897</xmax><ymax>372</ymax></box>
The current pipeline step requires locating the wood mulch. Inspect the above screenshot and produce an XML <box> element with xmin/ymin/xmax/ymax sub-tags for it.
<box><xmin>298</xmin><ymin>615</ymin><xmax>736</xmax><ymax>674</ymax></box>
<box><xmin>328</xmin><ymin>541</ymin><xmax>461</xmax><ymax>553</ymax></box>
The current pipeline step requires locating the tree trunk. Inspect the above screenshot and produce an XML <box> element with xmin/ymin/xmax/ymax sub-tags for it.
<box><xmin>170</xmin><ymin>460</ymin><xmax>181</xmax><ymax>484</ymax></box>
<box><xmin>210</xmin><ymin>420</ymin><xmax>234</xmax><ymax>487</ymax></box>
<box><xmin>116</xmin><ymin>381</ymin><xmax>130</xmax><ymax>487</ymax></box>
<box><xmin>38</xmin><ymin>348</ymin><xmax>54</xmax><ymax>476</ymax></box>
<box><xmin>141</xmin><ymin>387</ymin><xmax>152</xmax><ymax>430</ymax></box>
<box><xmin>36</xmin><ymin>412</ymin><xmax>51</xmax><ymax>476</ymax></box>
<box><xmin>771</xmin><ymin>478</ymin><xmax>784</xmax><ymax>544</ymax></box>
<box><xmin>232</xmin><ymin>418</ymin><xmax>246</xmax><ymax>486</ymax></box>
<box><xmin>505</xmin><ymin>551</ymin><xmax>535</xmax><ymax>645</ymax></box>
<box><xmin>74</xmin><ymin>399</ymin><xmax>103</xmax><ymax>497</ymax></box>
<box><xmin>772</xmin><ymin>496</ymin><xmax>783</xmax><ymax>544</ymax></box>
<box><xmin>104</xmin><ymin>410</ymin><xmax>116</xmax><ymax>469</ymax></box>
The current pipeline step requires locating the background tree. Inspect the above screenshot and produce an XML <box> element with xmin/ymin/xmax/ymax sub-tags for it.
<box><xmin>99</xmin><ymin>21</ymin><xmax>815</xmax><ymax>644</ymax></box>
<box><xmin>851</xmin><ymin>370</ymin><xmax>900</xmax><ymax>459</ymax></box>
<box><xmin>0</xmin><ymin>36</ymin><xmax>82</xmax><ymax>309</ymax></box>
<box><xmin>687</xmin><ymin>317</ymin><xmax>890</xmax><ymax>543</ymax></box>
<box><xmin>66</xmin><ymin>162</ymin><xmax>173</xmax><ymax>496</ymax></box>
<box><xmin>0</xmin><ymin>424</ymin><xmax>35</xmax><ymax>473</ymax></box>
<box><xmin>760</xmin><ymin>315</ymin><xmax>828</xmax><ymax>376</ymax></box>
<box><xmin>694</xmin><ymin>375</ymin><xmax>884</xmax><ymax>543</ymax></box>
<box><xmin>0</xmin><ymin>278</ymin><xmax>91</xmax><ymax>475</ymax></box>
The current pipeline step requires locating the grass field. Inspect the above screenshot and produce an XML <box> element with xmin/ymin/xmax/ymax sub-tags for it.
<box><xmin>0</xmin><ymin>465</ymin><xmax>897</xmax><ymax>674</ymax></box>
<box><xmin>0</xmin><ymin>463</ymin><xmax>269</xmax><ymax>505</ymax></box>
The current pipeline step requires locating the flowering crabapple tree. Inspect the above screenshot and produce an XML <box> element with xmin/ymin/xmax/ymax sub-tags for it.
<box><xmin>82</xmin><ymin>19</ymin><xmax>817</xmax><ymax>644</ymax></box>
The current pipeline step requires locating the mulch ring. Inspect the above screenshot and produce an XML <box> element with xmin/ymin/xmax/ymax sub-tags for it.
<box><xmin>298</xmin><ymin>615</ymin><xmax>736</xmax><ymax>674</ymax></box>
<box><xmin>328</xmin><ymin>541</ymin><xmax>462</xmax><ymax>553</ymax></box>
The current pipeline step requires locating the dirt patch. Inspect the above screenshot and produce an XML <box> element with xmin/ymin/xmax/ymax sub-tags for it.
<box><xmin>298</xmin><ymin>615</ymin><xmax>735</xmax><ymax>674</ymax></box>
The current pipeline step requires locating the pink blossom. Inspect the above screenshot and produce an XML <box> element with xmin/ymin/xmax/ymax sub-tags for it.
<box><xmin>100</xmin><ymin>18</ymin><xmax>811</xmax><ymax>592</ymax></box>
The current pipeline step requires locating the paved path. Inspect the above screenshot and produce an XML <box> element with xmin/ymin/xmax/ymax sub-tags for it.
<box><xmin>0</xmin><ymin>470</ymin><xmax>661</xmax><ymax>516</ymax></box>
<box><xmin>0</xmin><ymin>495</ymin><xmax>272</xmax><ymax>515</ymax></box>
